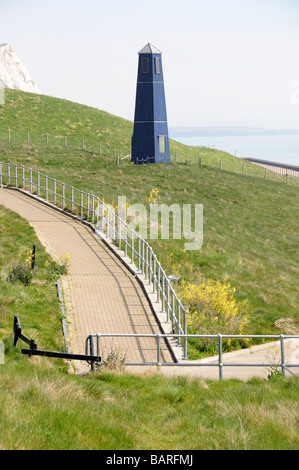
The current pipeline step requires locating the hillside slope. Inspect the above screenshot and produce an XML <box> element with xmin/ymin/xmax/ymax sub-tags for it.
<box><xmin>0</xmin><ymin>89</ymin><xmax>298</xmax><ymax>340</ymax></box>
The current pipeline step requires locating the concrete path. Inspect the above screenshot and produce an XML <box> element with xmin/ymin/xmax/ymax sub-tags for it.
<box><xmin>0</xmin><ymin>188</ymin><xmax>172</xmax><ymax>373</ymax></box>
<box><xmin>1</xmin><ymin>187</ymin><xmax>298</xmax><ymax>380</ymax></box>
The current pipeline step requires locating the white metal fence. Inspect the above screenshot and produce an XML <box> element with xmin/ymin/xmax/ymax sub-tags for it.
<box><xmin>0</xmin><ymin>162</ymin><xmax>188</xmax><ymax>357</ymax></box>
<box><xmin>85</xmin><ymin>332</ymin><xmax>299</xmax><ymax>380</ymax></box>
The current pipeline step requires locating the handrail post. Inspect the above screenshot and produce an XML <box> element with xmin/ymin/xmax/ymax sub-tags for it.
<box><xmin>166</xmin><ymin>283</ymin><xmax>170</xmax><ymax>323</ymax></box>
<box><xmin>30</xmin><ymin>169</ymin><xmax>33</xmax><ymax>193</ymax></box>
<box><xmin>138</xmin><ymin>237</ymin><xmax>141</xmax><ymax>271</ymax></box>
<box><xmin>96</xmin><ymin>334</ymin><xmax>101</xmax><ymax>358</ymax></box>
<box><xmin>280</xmin><ymin>334</ymin><xmax>286</xmax><ymax>377</ymax></box>
<box><xmin>156</xmin><ymin>333</ymin><xmax>161</xmax><ymax>365</ymax></box>
<box><xmin>171</xmin><ymin>290</ymin><xmax>175</xmax><ymax>332</ymax></box>
<box><xmin>131</xmin><ymin>231</ymin><xmax>134</xmax><ymax>263</ymax></box>
<box><xmin>37</xmin><ymin>172</ymin><xmax>40</xmax><ymax>196</ymax></box>
<box><xmin>157</xmin><ymin>265</ymin><xmax>160</xmax><ymax>303</ymax></box>
<box><xmin>177</xmin><ymin>303</ymin><xmax>181</xmax><ymax>346</ymax></box>
<box><xmin>183</xmin><ymin>309</ymin><xmax>188</xmax><ymax>359</ymax></box>
<box><xmin>71</xmin><ymin>187</ymin><xmax>74</xmax><ymax>213</ymax></box>
<box><xmin>218</xmin><ymin>334</ymin><xmax>223</xmax><ymax>380</ymax></box>
<box><xmin>62</xmin><ymin>183</ymin><xmax>65</xmax><ymax>210</ymax></box>
<box><xmin>92</xmin><ymin>195</ymin><xmax>95</xmax><ymax>224</ymax></box>
<box><xmin>87</xmin><ymin>193</ymin><xmax>90</xmax><ymax>221</ymax></box>
<box><xmin>15</xmin><ymin>165</ymin><xmax>18</xmax><ymax>188</ymax></box>
<box><xmin>80</xmin><ymin>191</ymin><xmax>83</xmax><ymax>219</ymax></box>
<box><xmin>148</xmin><ymin>249</ymin><xmax>151</xmax><ymax>284</ymax></box>
<box><xmin>45</xmin><ymin>175</ymin><xmax>48</xmax><ymax>201</ymax></box>
<box><xmin>153</xmin><ymin>256</ymin><xmax>156</xmax><ymax>294</ymax></box>
<box><xmin>118</xmin><ymin>219</ymin><xmax>122</xmax><ymax>250</ymax></box>
<box><xmin>54</xmin><ymin>179</ymin><xmax>57</xmax><ymax>205</ymax></box>
<box><xmin>0</xmin><ymin>162</ymin><xmax>2</xmax><ymax>187</ymax></box>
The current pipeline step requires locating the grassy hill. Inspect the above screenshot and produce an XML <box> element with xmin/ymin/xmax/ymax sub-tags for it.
<box><xmin>0</xmin><ymin>89</ymin><xmax>298</xmax><ymax>339</ymax></box>
<box><xmin>0</xmin><ymin>204</ymin><xmax>298</xmax><ymax>450</ymax></box>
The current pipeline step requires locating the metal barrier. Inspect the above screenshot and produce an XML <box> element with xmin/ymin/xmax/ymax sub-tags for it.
<box><xmin>0</xmin><ymin>162</ymin><xmax>188</xmax><ymax>356</ymax></box>
<box><xmin>86</xmin><ymin>332</ymin><xmax>299</xmax><ymax>380</ymax></box>
<box><xmin>14</xmin><ymin>316</ymin><xmax>101</xmax><ymax>370</ymax></box>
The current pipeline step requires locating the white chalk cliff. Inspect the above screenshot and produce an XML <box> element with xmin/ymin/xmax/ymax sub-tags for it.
<box><xmin>0</xmin><ymin>43</ymin><xmax>41</xmax><ymax>94</ymax></box>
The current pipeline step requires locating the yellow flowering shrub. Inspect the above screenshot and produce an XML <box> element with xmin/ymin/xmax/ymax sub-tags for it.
<box><xmin>178</xmin><ymin>278</ymin><xmax>250</xmax><ymax>357</ymax></box>
<box><xmin>180</xmin><ymin>278</ymin><xmax>250</xmax><ymax>336</ymax></box>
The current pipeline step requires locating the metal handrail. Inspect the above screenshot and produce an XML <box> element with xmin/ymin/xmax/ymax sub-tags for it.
<box><xmin>85</xmin><ymin>332</ymin><xmax>299</xmax><ymax>380</ymax></box>
<box><xmin>0</xmin><ymin>162</ymin><xmax>188</xmax><ymax>356</ymax></box>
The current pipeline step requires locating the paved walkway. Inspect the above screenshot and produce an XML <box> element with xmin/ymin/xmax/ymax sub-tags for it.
<box><xmin>0</xmin><ymin>188</ymin><xmax>172</xmax><ymax>373</ymax></box>
<box><xmin>1</xmin><ymin>187</ymin><xmax>298</xmax><ymax>380</ymax></box>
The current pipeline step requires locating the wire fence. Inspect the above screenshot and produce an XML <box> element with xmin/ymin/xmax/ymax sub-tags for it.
<box><xmin>0</xmin><ymin>129</ymin><xmax>131</xmax><ymax>159</ymax></box>
<box><xmin>0</xmin><ymin>128</ymin><xmax>298</xmax><ymax>185</ymax></box>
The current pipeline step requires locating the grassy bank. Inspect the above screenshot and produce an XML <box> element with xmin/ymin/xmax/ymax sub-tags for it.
<box><xmin>0</xmin><ymin>171</ymin><xmax>299</xmax><ymax>451</ymax></box>
<box><xmin>1</xmin><ymin>358</ymin><xmax>299</xmax><ymax>450</ymax></box>
<box><xmin>0</xmin><ymin>89</ymin><xmax>298</xmax><ymax>340</ymax></box>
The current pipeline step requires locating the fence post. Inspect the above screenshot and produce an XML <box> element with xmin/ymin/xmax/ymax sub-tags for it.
<box><xmin>27</xmin><ymin>132</ymin><xmax>30</xmax><ymax>144</ymax></box>
<box><xmin>22</xmin><ymin>166</ymin><xmax>25</xmax><ymax>188</ymax></box>
<box><xmin>15</xmin><ymin>165</ymin><xmax>18</xmax><ymax>188</ymax></box>
<box><xmin>218</xmin><ymin>334</ymin><xmax>223</xmax><ymax>380</ymax></box>
<box><xmin>46</xmin><ymin>134</ymin><xmax>49</xmax><ymax>146</ymax></box>
<box><xmin>30</xmin><ymin>169</ymin><xmax>33</xmax><ymax>193</ymax></box>
<box><xmin>0</xmin><ymin>162</ymin><xmax>2</xmax><ymax>186</ymax></box>
<box><xmin>65</xmin><ymin>136</ymin><xmax>67</xmax><ymax>148</ymax></box>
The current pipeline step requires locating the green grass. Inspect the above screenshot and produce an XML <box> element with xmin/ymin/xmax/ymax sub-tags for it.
<box><xmin>1</xmin><ymin>358</ymin><xmax>298</xmax><ymax>450</ymax></box>
<box><xmin>0</xmin><ymin>183</ymin><xmax>298</xmax><ymax>450</ymax></box>
<box><xmin>0</xmin><ymin>89</ymin><xmax>298</xmax><ymax>339</ymax></box>
<box><xmin>0</xmin><ymin>205</ymin><xmax>67</xmax><ymax>355</ymax></box>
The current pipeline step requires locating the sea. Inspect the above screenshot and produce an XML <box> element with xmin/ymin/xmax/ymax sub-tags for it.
<box><xmin>171</xmin><ymin>134</ymin><xmax>299</xmax><ymax>167</ymax></box>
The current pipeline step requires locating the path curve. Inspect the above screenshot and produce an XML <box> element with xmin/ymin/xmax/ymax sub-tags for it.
<box><xmin>0</xmin><ymin>187</ymin><xmax>172</xmax><ymax>373</ymax></box>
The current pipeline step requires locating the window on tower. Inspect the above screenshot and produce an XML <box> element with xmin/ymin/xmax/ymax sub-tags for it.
<box><xmin>155</xmin><ymin>57</ymin><xmax>161</xmax><ymax>74</ymax></box>
<box><xmin>158</xmin><ymin>136</ymin><xmax>166</xmax><ymax>154</ymax></box>
<box><xmin>141</xmin><ymin>57</ymin><xmax>149</xmax><ymax>74</ymax></box>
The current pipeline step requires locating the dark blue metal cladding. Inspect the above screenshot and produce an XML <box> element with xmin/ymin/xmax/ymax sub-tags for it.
<box><xmin>131</xmin><ymin>45</ymin><xmax>171</xmax><ymax>165</ymax></box>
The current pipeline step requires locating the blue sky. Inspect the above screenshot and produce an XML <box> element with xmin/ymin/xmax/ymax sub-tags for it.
<box><xmin>1</xmin><ymin>0</ymin><xmax>299</xmax><ymax>128</ymax></box>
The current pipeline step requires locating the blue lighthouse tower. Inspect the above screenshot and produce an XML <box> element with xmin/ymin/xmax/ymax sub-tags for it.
<box><xmin>131</xmin><ymin>43</ymin><xmax>171</xmax><ymax>165</ymax></box>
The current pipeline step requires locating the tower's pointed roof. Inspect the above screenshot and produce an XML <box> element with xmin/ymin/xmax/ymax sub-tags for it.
<box><xmin>138</xmin><ymin>43</ymin><xmax>162</xmax><ymax>55</ymax></box>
